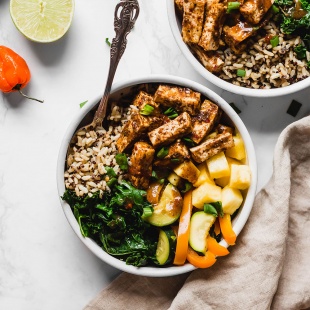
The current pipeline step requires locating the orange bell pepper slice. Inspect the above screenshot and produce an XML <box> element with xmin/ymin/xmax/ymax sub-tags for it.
<box><xmin>219</xmin><ymin>214</ymin><xmax>236</xmax><ymax>245</ymax></box>
<box><xmin>207</xmin><ymin>235</ymin><xmax>229</xmax><ymax>256</ymax></box>
<box><xmin>173</xmin><ymin>190</ymin><xmax>193</xmax><ymax>265</ymax></box>
<box><xmin>186</xmin><ymin>247</ymin><xmax>217</xmax><ymax>268</ymax></box>
<box><xmin>214</xmin><ymin>218</ymin><xmax>221</xmax><ymax>236</ymax></box>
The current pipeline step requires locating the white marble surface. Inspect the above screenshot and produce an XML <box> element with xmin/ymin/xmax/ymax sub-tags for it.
<box><xmin>0</xmin><ymin>0</ymin><xmax>309</xmax><ymax>309</ymax></box>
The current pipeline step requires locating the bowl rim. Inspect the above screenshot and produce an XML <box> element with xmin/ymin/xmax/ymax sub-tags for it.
<box><xmin>56</xmin><ymin>74</ymin><xmax>258</xmax><ymax>277</ymax></box>
<box><xmin>166</xmin><ymin>0</ymin><xmax>310</xmax><ymax>98</ymax></box>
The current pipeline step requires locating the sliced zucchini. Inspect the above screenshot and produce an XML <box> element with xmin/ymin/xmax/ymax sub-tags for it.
<box><xmin>156</xmin><ymin>228</ymin><xmax>177</xmax><ymax>265</ymax></box>
<box><xmin>189</xmin><ymin>211</ymin><xmax>216</xmax><ymax>254</ymax></box>
<box><xmin>145</xmin><ymin>183</ymin><xmax>183</xmax><ymax>226</ymax></box>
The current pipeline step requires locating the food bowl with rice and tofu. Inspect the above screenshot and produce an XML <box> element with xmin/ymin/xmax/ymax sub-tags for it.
<box><xmin>167</xmin><ymin>0</ymin><xmax>310</xmax><ymax>97</ymax></box>
<box><xmin>57</xmin><ymin>75</ymin><xmax>257</xmax><ymax>277</ymax></box>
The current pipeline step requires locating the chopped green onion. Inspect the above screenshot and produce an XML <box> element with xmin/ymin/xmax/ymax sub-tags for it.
<box><xmin>227</xmin><ymin>1</ymin><xmax>240</xmax><ymax>13</ymax></box>
<box><xmin>140</xmin><ymin>104</ymin><xmax>154</xmax><ymax>115</ymax></box>
<box><xmin>157</xmin><ymin>147</ymin><xmax>169</xmax><ymax>158</ymax></box>
<box><xmin>182</xmin><ymin>137</ymin><xmax>196</xmax><ymax>147</ymax></box>
<box><xmin>105</xmin><ymin>166</ymin><xmax>117</xmax><ymax>178</ymax></box>
<box><xmin>270</xmin><ymin>35</ymin><xmax>279</xmax><ymax>48</ymax></box>
<box><xmin>107</xmin><ymin>177</ymin><xmax>118</xmax><ymax>188</ymax></box>
<box><xmin>181</xmin><ymin>182</ymin><xmax>193</xmax><ymax>193</ymax></box>
<box><xmin>213</xmin><ymin>201</ymin><xmax>224</xmax><ymax>217</ymax></box>
<box><xmin>171</xmin><ymin>158</ymin><xmax>181</xmax><ymax>163</ymax></box>
<box><xmin>79</xmin><ymin>100</ymin><xmax>88</xmax><ymax>108</ymax></box>
<box><xmin>105</xmin><ymin>38</ymin><xmax>111</xmax><ymax>46</ymax></box>
<box><xmin>142</xmin><ymin>207</ymin><xmax>153</xmax><ymax>218</ymax></box>
<box><xmin>158</xmin><ymin>178</ymin><xmax>165</xmax><ymax>184</ymax></box>
<box><xmin>164</xmin><ymin>107</ymin><xmax>178</xmax><ymax>119</ymax></box>
<box><xmin>115</xmin><ymin>153</ymin><xmax>128</xmax><ymax>170</ymax></box>
<box><xmin>287</xmin><ymin>100</ymin><xmax>302</xmax><ymax>117</ymax></box>
<box><xmin>229</xmin><ymin>102</ymin><xmax>241</xmax><ymax>114</ymax></box>
<box><xmin>151</xmin><ymin>170</ymin><xmax>158</xmax><ymax>179</ymax></box>
<box><xmin>236</xmin><ymin>69</ymin><xmax>246</xmax><ymax>77</ymax></box>
<box><xmin>294</xmin><ymin>44</ymin><xmax>307</xmax><ymax>60</ymax></box>
<box><xmin>271</xmin><ymin>4</ymin><xmax>279</xmax><ymax>13</ymax></box>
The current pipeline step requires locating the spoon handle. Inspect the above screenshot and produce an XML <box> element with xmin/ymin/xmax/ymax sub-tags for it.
<box><xmin>93</xmin><ymin>0</ymin><xmax>140</xmax><ymax>126</ymax></box>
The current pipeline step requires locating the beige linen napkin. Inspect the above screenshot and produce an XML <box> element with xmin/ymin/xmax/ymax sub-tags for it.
<box><xmin>85</xmin><ymin>116</ymin><xmax>310</xmax><ymax>310</ymax></box>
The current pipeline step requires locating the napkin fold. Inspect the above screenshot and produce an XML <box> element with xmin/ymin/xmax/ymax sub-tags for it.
<box><xmin>84</xmin><ymin>116</ymin><xmax>310</xmax><ymax>310</ymax></box>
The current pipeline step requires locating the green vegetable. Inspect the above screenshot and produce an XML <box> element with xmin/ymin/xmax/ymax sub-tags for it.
<box><xmin>294</xmin><ymin>44</ymin><xmax>307</xmax><ymax>59</ymax></box>
<box><xmin>107</xmin><ymin>177</ymin><xmax>118</xmax><ymax>188</ymax></box>
<box><xmin>270</xmin><ymin>35</ymin><xmax>279</xmax><ymax>47</ymax></box>
<box><xmin>115</xmin><ymin>153</ymin><xmax>129</xmax><ymax>171</ymax></box>
<box><xmin>140</xmin><ymin>104</ymin><xmax>154</xmax><ymax>115</ymax></box>
<box><xmin>151</xmin><ymin>170</ymin><xmax>158</xmax><ymax>179</ymax></box>
<box><xmin>181</xmin><ymin>181</ymin><xmax>193</xmax><ymax>193</ymax></box>
<box><xmin>142</xmin><ymin>207</ymin><xmax>153</xmax><ymax>219</ymax></box>
<box><xmin>157</xmin><ymin>147</ymin><xmax>169</xmax><ymax>158</ymax></box>
<box><xmin>227</xmin><ymin>1</ymin><xmax>240</xmax><ymax>13</ymax></box>
<box><xmin>170</xmin><ymin>158</ymin><xmax>181</xmax><ymax>163</ymax></box>
<box><xmin>104</xmin><ymin>166</ymin><xmax>117</xmax><ymax>178</ymax></box>
<box><xmin>155</xmin><ymin>228</ymin><xmax>176</xmax><ymax>265</ymax></box>
<box><xmin>164</xmin><ymin>107</ymin><xmax>178</xmax><ymax>119</ymax></box>
<box><xmin>271</xmin><ymin>4</ymin><xmax>280</xmax><ymax>13</ymax></box>
<box><xmin>281</xmin><ymin>13</ymin><xmax>310</xmax><ymax>34</ymax></box>
<box><xmin>274</xmin><ymin>0</ymin><xmax>293</xmax><ymax>6</ymax></box>
<box><xmin>203</xmin><ymin>201</ymin><xmax>224</xmax><ymax>218</ymax></box>
<box><xmin>182</xmin><ymin>137</ymin><xmax>196</xmax><ymax>147</ymax></box>
<box><xmin>105</xmin><ymin>38</ymin><xmax>111</xmax><ymax>46</ymax></box>
<box><xmin>300</xmin><ymin>0</ymin><xmax>310</xmax><ymax>10</ymax></box>
<box><xmin>79</xmin><ymin>100</ymin><xmax>88</xmax><ymax>108</ymax></box>
<box><xmin>62</xmin><ymin>181</ymin><xmax>158</xmax><ymax>267</ymax></box>
<box><xmin>236</xmin><ymin>69</ymin><xmax>246</xmax><ymax>77</ymax></box>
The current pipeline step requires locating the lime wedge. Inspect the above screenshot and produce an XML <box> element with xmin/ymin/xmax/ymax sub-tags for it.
<box><xmin>10</xmin><ymin>0</ymin><xmax>75</xmax><ymax>43</ymax></box>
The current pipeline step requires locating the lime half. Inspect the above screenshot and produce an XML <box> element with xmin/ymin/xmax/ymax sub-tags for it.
<box><xmin>10</xmin><ymin>0</ymin><xmax>75</xmax><ymax>43</ymax></box>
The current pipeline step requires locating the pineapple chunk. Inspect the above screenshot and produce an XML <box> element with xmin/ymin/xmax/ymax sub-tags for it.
<box><xmin>215</xmin><ymin>157</ymin><xmax>241</xmax><ymax>188</ymax></box>
<box><xmin>222</xmin><ymin>186</ymin><xmax>243</xmax><ymax>214</ymax></box>
<box><xmin>193</xmin><ymin>163</ymin><xmax>215</xmax><ymax>187</ymax></box>
<box><xmin>229</xmin><ymin>164</ymin><xmax>251</xmax><ymax>190</ymax></box>
<box><xmin>167</xmin><ymin>172</ymin><xmax>181</xmax><ymax>187</ymax></box>
<box><xmin>192</xmin><ymin>182</ymin><xmax>222</xmax><ymax>209</ymax></box>
<box><xmin>206</xmin><ymin>152</ymin><xmax>230</xmax><ymax>179</ymax></box>
<box><xmin>174</xmin><ymin>160</ymin><xmax>200</xmax><ymax>184</ymax></box>
<box><xmin>225</xmin><ymin>133</ymin><xmax>246</xmax><ymax>160</ymax></box>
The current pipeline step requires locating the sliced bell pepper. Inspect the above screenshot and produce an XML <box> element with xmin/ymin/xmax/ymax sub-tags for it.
<box><xmin>173</xmin><ymin>190</ymin><xmax>193</xmax><ymax>265</ymax></box>
<box><xmin>186</xmin><ymin>247</ymin><xmax>217</xmax><ymax>268</ymax></box>
<box><xmin>207</xmin><ymin>235</ymin><xmax>229</xmax><ymax>256</ymax></box>
<box><xmin>219</xmin><ymin>213</ymin><xmax>236</xmax><ymax>245</ymax></box>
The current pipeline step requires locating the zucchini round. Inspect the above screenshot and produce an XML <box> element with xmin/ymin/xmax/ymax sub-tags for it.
<box><xmin>156</xmin><ymin>228</ymin><xmax>177</xmax><ymax>265</ymax></box>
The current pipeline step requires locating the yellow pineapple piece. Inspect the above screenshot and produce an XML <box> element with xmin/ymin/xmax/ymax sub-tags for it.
<box><xmin>215</xmin><ymin>157</ymin><xmax>241</xmax><ymax>188</ymax></box>
<box><xmin>206</xmin><ymin>152</ymin><xmax>230</xmax><ymax>179</ymax></box>
<box><xmin>221</xmin><ymin>186</ymin><xmax>243</xmax><ymax>214</ymax></box>
<box><xmin>193</xmin><ymin>162</ymin><xmax>215</xmax><ymax>187</ymax></box>
<box><xmin>225</xmin><ymin>133</ymin><xmax>246</xmax><ymax>160</ymax></box>
<box><xmin>174</xmin><ymin>160</ymin><xmax>200</xmax><ymax>184</ymax></box>
<box><xmin>167</xmin><ymin>172</ymin><xmax>181</xmax><ymax>187</ymax></box>
<box><xmin>229</xmin><ymin>164</ymin><xmax>251</xmax><ymax>190</ymax></box>
<box><xmin>192</xmin><ymin>182</ymin><xmax>222</xmax><ymax>209</ymax></box>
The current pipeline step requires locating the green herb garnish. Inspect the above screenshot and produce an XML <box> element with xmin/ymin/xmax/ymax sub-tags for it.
<box><xmin>105</xmin><ymin>38</ymin><xmax>111</xmax><ymax>46</ymax></box>
<box><xmin>236</xmin><ymin>69</ymin><xmax>246</xmax><ymax>77</ymax></box>
<box><xmin>79</xmin><ymin>100</ymin><xmax>88</xmax><ymax>108</ymax></box>
<box><xmin>107</xmin><ymin>177</ymin><xmax>118</xmax><ymax>188</ymax></box>
<box><xmin>171</xmin><ymin>158</ymin><xmax>181</xmax><ymax>163</ymax></box>
<box><xmin>142</xmin><ymin>207</ymin><xmax>153</xmax><ymax>219</ymax></box>
<box><xmin>227</xmin><ymin>1</ymin><xmax>240</xmax><ymax>13</ymax></box>
<box><xmin>115</xmin><ymin>153</ymin><xmax>129</xmax><ymax>171</ymax></box>
<box><xmin>182</xmin><ymin>137</ymin><xmax>196</xmax><ymax>147</ymax></box>
<box><xmin>140</xmin><ymin>104</ymin><xmax>154</xmax><ymax>115</ymax></box>
<box><xmin>157</xmin><ymin>147</ymin><xmax>169</xmax><ymax>158</ymax></box>
<box><xmin>203</xmin><ymin>201</ymin><xmax>223</xmax><ymax>217</ymax></box>
<box><xmin>271</xmin><ymin>4</ymin><xmax>280</xmax><ymax>13</ymax></box>
<box><xmin>181</xmin><ymin>182</ymin><xmax>193</xmax><ymax>193</ymax></box>
<box><xmin>164</xmin><ymin>107</ymin><xmax>178</xmax><ymax>119</ymax></box>
<box><xmin>270</xmin><ymin>35</ymin><xmax>279</xmax><ymax>48</ymax></box>
<box><xmin>104</xmin><ymin>166</ymin><xmax>117</xmax><ymax>178</ymax></box>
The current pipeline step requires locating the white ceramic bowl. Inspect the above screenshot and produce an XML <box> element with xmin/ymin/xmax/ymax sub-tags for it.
<box><xmin>57</xmin><ymin>75</ymin><xmax>257</xmax><ymax>277</ymax></box>
<box><xmin>166</xmin><ymin>1</ymin><xmax>310</xmax><ymax>97</ymax></box>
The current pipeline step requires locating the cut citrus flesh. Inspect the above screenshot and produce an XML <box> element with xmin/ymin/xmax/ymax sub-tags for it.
<box><xmin>10</xmin><ymin>0</ymin><xmax>74</xmax><ymax>43</ymax></box>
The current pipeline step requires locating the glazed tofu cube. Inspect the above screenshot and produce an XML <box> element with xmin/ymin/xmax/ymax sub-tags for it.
<box><xmin>173</xmin><ymin>160</ymin><xmax>200</xmax><ymax>184</ymax></box>
<box><xmin>190</xmin><ymin>132</ymin><xmax>234</xmax><ymax>163</ymax></box>
<box><xmin>193</xmin><ymin>162</ymin><xmax>215</xmax><ymax>187</ymax></box>
<box><xmin>221</xmin><ymin>186</ymin><xmax>243</xmax><ymax>215</ymax></box>
<box><xmin>154</xmin><ymin>85</ymin><xmax>201</xmax><ymax>115</ymax></box>
<box><xmin>182</xmin><ymin>0</ymin><xmax>206</xmax><ymax>44</ymax></box>
<box><xmin>240</xmin><ymin>0</ymin><xmax>273</xmax><ymax>24</ymax></box>
<box><xmin>128</xmin><ymin>142</ymin><xmax>155</xmax><ymax>189</ymax></box>
<box><xmin>133</xmin><ymin>91</ymin><xmax>159</xmax><ymax>112</ymax></box>
<box><xmin>229</xmin><ymin>164</ymin><xmax>251</xmax><ymax>190</ymax></box>
<box><xmin>216</xmin><ymin>124</ymin><xmax>234</xmax><ymax>135</ymax></box>
<box><xmin>225</xmin><ymin>133</ymin><xmax>246</xmax><ymax>160</ymax></box>
<box><xmin>206</xmin><ymin>151</ymin><xmax>230</xmax><ymax>179</ymax></box>
<box><xmin>190</xmin><ymin>100</ymin><xmax>221</xmax><ymax>144</ymax></box>
<box><xmin>192</xmin><ymin>182</ymin><xmax>222</xmax><ymax>209</ymax></box>
<box><xmin>215</xmin><ymin>157</ymin><xmax>241</xmax><ymax>187</ymax></box>
<box><xmin>148</xmin><ymin>112</ymin><xmax>192</xmax><ymax>147</ymax></box>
